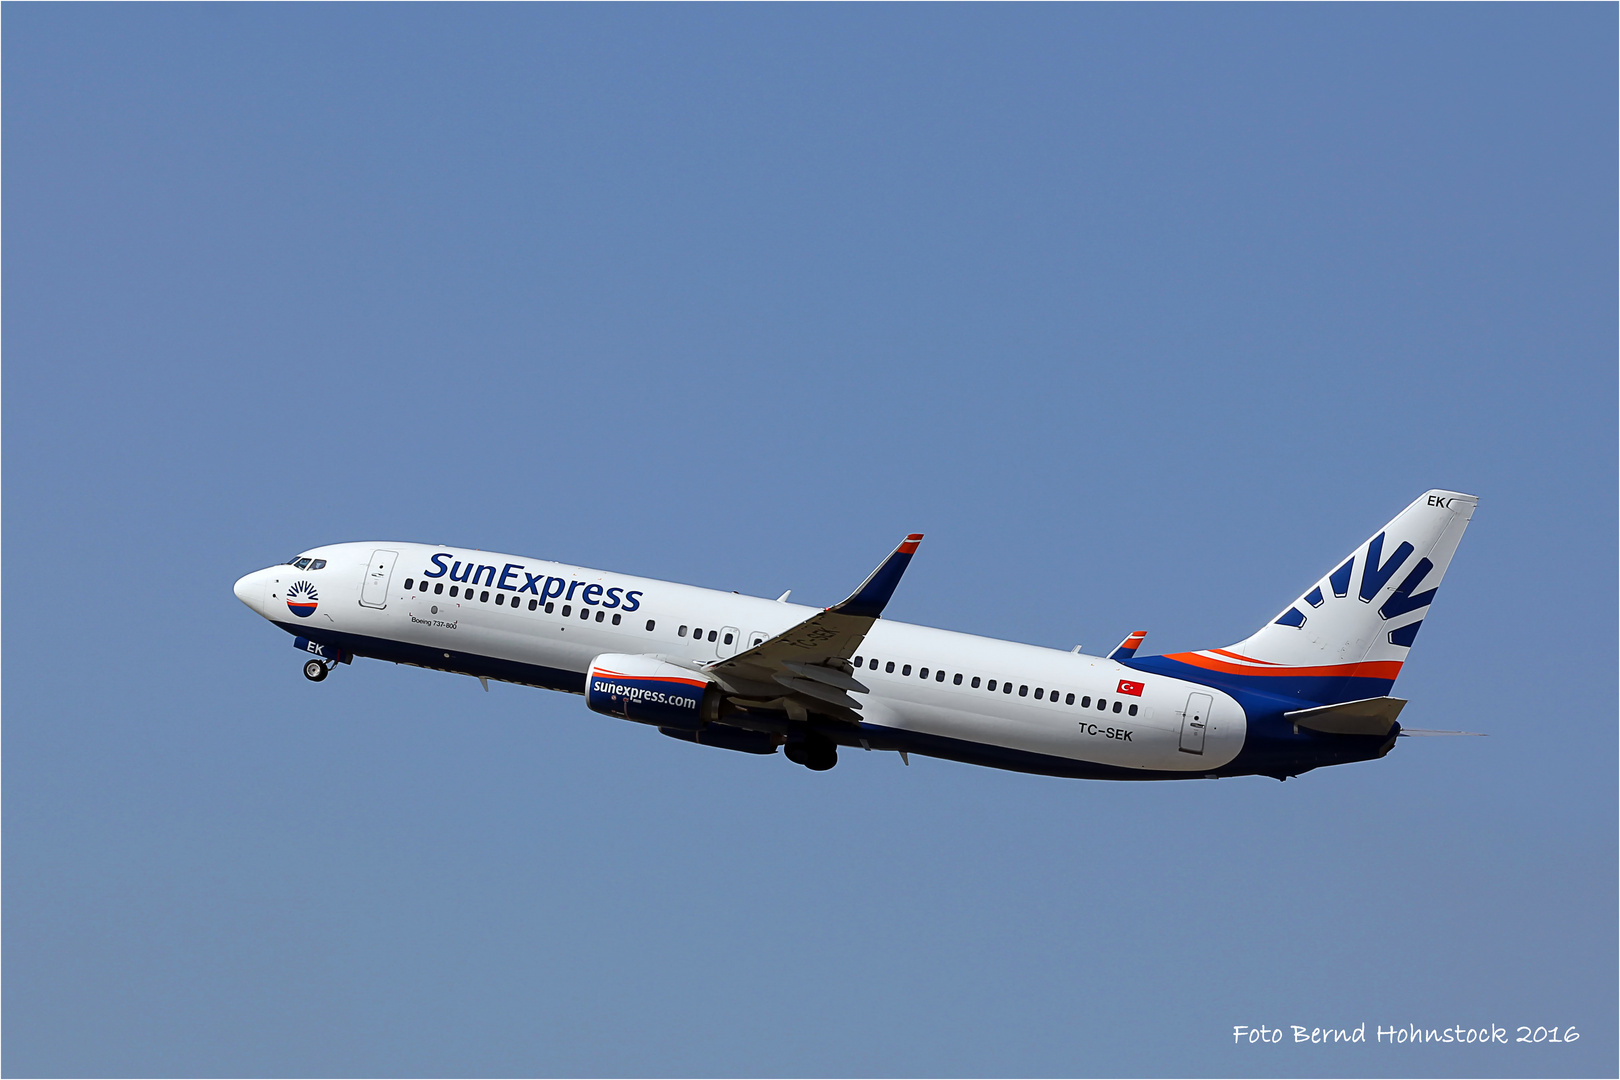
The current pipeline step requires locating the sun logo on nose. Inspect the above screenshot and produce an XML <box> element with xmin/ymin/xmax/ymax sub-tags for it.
<box><xmin>286</xmin><ymin>580</ymin><xmax>319</xmax><ymax>618</ymax></box>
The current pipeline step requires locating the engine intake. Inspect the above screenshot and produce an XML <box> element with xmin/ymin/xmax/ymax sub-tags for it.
<box><xmin>586</xmin><ymin>653</ymin><xmax>719</xmax><ymax>730</ymax></box>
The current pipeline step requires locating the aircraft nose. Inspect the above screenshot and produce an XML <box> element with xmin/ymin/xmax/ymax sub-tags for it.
<box><xmin>234</xmin><ymin>569</ymin><xmax>266</xmax><ymax>610</ymax></box>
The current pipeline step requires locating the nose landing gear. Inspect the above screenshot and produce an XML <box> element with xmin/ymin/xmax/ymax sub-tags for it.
<box><xmin>293</xmin><ymin>637</ymin><xmax>348</xmax><ymax>682</ymax></box>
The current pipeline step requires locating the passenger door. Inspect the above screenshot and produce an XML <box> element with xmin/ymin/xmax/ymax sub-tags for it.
<box><xmin>1179</xmin><ymin>692</ymin><xmax>1212</xmax><ymax>755</ymax></box>
<box><xmin>360</xmin><ymin>550</ymin><xmax>399</xmax><ymax>609</ymax></box>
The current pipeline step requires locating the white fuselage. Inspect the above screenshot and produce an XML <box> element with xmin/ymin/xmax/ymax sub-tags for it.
<box><xmin>234</xmin><ymin>541</ymin><xmax>1247</xmax><ymax>776</ymax></box>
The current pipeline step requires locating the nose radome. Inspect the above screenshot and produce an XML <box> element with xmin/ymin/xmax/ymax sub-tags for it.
<box><xmin>234</xmin><ymin>570</ymin><xmax>265</xmax><ymax>610</ymax></box>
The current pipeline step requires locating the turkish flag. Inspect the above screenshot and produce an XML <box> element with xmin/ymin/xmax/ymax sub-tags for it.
<box><xmin>1117</xmin><ymin>679</ymin><xmax>1144</xmax><ymax>697</ymax></box>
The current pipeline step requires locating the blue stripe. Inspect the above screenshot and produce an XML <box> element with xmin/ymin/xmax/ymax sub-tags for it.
<box><xmin>1120</xmin><ymin>654</ymin><xmax>1397</xmax><ymax>708</ymax></box>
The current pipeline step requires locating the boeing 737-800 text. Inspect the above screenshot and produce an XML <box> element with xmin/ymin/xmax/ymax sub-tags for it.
<box><xmin>233</xmin><ymin>490</ymin><xmax>1477</xmax><ymax>780</ymax></box>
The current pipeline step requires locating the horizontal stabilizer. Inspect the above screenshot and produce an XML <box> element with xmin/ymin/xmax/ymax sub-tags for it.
<box><xmin>1285</xmin><ymin>696</ymin><xmax>1407</xmax><ymax>736</ymax></box>
<box><xmin>1108</xmin><ymin>631</ymin><xmax>1147</xmax><ymax>660</ymax></box>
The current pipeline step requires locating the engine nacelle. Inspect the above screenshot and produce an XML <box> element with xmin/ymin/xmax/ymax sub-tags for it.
<box><xmin>586</xmin><ymin>653</ymin><xmax>719</xmax><ymax>730</ymax></box>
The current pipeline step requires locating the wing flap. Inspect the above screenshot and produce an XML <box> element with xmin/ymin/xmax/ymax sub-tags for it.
<box><xmin>781</xmin><ymin>661</ymin><xmax>870</xmax><ymax>693</ymax></box>
<box><xmin>773</xmin><ymin>675</ymin><xmax>862</xmax><ymax>711</ymax></box>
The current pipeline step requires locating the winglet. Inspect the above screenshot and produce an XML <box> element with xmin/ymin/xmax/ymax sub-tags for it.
<box><xmin>1108</xmin><ymin>631</ymin><xmax>1147</xmax><ymax>661</ymax></box>
<box><xmin>829</xmin><ymin>534</ymin><xmax>924</xmax><ymax>619</ymax></box>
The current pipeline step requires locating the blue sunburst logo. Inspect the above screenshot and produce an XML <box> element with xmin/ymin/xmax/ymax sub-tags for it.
<box><xmin>286</xmin><ymin>580</ymin><xmax>319</xmax><ymax>618</ymax></box>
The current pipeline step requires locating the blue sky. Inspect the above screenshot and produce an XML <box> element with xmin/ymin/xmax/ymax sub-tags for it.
<box><xmin>5</xmin><ymin>6</ymin><xmax>1614</xmax><ymax>1077</ymax></box>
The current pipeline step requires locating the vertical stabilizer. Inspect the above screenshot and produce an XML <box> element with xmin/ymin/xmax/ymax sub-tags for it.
<box><xmin>1128</xmin><ymin>491</ymin><xmax>1478</xmax><ymax>705</ymax></box>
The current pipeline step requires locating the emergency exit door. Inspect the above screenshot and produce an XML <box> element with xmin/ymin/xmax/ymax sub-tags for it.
<box><xmin>1179</xmin><ymin>692</ymin><xmax>1212</xmax><ymax>755</ymax></box>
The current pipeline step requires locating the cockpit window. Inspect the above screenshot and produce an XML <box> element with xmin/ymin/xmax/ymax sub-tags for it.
<box><xmin>293</xmin><ymin>558</ymin><xmax>312</xmax><ymax>569</ymax></box>
<box><xmin>309</xmin><ymin>559</ymin><xmax>326</xmax><ymax>570</ymax></box>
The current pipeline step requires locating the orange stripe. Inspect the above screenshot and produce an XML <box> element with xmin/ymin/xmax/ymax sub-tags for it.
<box><xmin>1209</xmin><ymin>648</ymin><xmax>1279</xmax><ymax>665</ymax></box>
<box><xmin>593</xmin><ymin>669</ymin><xmax>710</xmax><ymax>688</ymax></box>
<box><xmin>1164</xmin><ymin>652</ymin><xmax>1404</xmax><ymax>681</ymax></box>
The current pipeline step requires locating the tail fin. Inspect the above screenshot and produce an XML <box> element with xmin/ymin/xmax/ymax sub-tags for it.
<box><xmin>1131</xmin><ymin>490</ymin><xmax>1478</xmax><ymax>705</ymax></box>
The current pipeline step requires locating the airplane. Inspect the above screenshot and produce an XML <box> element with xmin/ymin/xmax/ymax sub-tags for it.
<box><xmin>232</xmin><ymin>489</ymin><xmax>1477</xmax><ymax>781</ymax></box>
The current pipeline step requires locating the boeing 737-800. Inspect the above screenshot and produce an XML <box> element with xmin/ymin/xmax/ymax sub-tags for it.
<box><xmin>233</xmin><ymin>490</ymin><xmax>1477</xmax><ymax>780</ymax></box>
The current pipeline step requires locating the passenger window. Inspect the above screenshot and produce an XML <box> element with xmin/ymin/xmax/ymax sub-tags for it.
<box><xmin>753</xmin><ymin>637</ymin><xmax>764</xmax><ymax>646</ymax></box>
<box><xmin>310</xmin><ymin>559</ymin><xmax>326</xmax><ymax>570</ymax></box>
<box><xmin>723</xmin><ymin>632</ymin><xmax>733</xmax><ymax>645</ymax></box>
<box><xmin>919</xmin><ymin>667</ymin><xmax>928</xmax><ymax>679</ymax></box>
<box><xmin>595</xmin><ymin>610</ymin><xmax>604</xmax><ymax>622</ymax></box>
<box><xmin>853</xmin><ymin>656</ymin><xmax>863</xmax><ymax>667</ymax></box>
<box><xmin>1034</xmin><ymin>688</ymin><xmax>1044</xmax><ymax>700</ymax></box>
<box><xmin>869</xmin><ymin>658</ymin><xmax>878</xmax><ymax>670</ymax></box>
<box><xmin>936</xmin><ymin>670</ymin><xmax>946</xmax><ymax>682</ymax></box>
<box><xmin>545</xmin><ymin>602</ymin><xmax>555</xmax><ymax>614</ymax></box>
<box><xmin>952</xmin><ymin>673</ymin><xmax>962</xmax><ymax>685</ymax></box>
<box><xmin>404</xmin><ymin>578</ymin><xmax>414</xmax><ymax>591</ymax></box>
<box><xmin>449</xmin><ymin>586</ymin><xmax>459</xmax><ymax>598</ymax></box>
<box><xmin>582</xmin><ymin>608</ymin><xmax>591</xmax><ymax>620</ymax></box>
<box><xmin>1003</xmin><ymin>682</ymin><xmax>1013</xmax><ymax>694</ymax></box>
<box><xmin>646</xmin><ymin>620</ymin><xmax>656</xmax><ymax>631</ymax></box>
<box><xmin>679</xmin><ymin>626</ymin><xmax>688</xmax><ymax>637</ymax></box>
<box><xmin>1066</xmin><ymin>693</ymin><xmax>1075</xmax><ymax>705</ymax></box>
<box><xmin>434</xmin><ymin>583</ymin><xmax>443</xmax><ymax>594</ymax></box>
<box><xmin>987</xmin><ymin>679</ymin><xmax>996</xmax><ymax>691</ymax></box>
<box><xmin>693</xmin><ymin>628</ymin><xmax>702</xmax><ymax>639</ymax></box>
<box><xmin>1128</xmin><ymin>703</ymin><xmax>1138</xmax><ymax>716</ymax></box>
<box><xmin>707</xmin><ymin>630</ymin><xmax>716</xmax><ymax>641</ymax></box>
<box><xmin>1019</xmin><ymin>685</ymin><xmax>1028</xmax><ymax>697</ymax></box>
<box><xmin>902</xmin><ymin>665</ymin><xmax>911</xmax><ymax>676</ymax></box>
<box><xmin>1113</xmin><ymin>700</ymin><xmax>1122</xmax><ymax>713</ymax></box>
<box><xmin>495</xmin><ymin>593</ymin><xmax>505</xmax><ymax>605</ymax></box>
<box><xmin>1097</xmin><ymin>699</ymin><xmax>1107</xmax><ymax>711</ymax></box>
<box><xmin>562</xmin><ymin>605</ymin><xmax>571</xmax><ymax>617</ymax></box>
<box><xmin>612</xmin><ymin>613</ymin><xmax>622</xmax><ymax>625</ymax></box>
<box><xmin>529</xmin><ymin>599</ymin><xmax>538</xmax><ymax>610</ymax></box>
<box><xmin>971</xmin><ymin>677</ymin><xmax>981</xmax><ymax>688</ymax></box>
<box><xmin>480</xmin><ymin>591</ymin><xmax>490</xmax><ymax>602</ymax></box>
<box><xmin>885</xmin><ymin>662</ymin><xmax>895</xmax><ymax>673</ymax></box>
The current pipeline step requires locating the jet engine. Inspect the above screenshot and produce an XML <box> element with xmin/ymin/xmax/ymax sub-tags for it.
<box><xmin>585</xmin><ymin>653</ymin><xmax>720</xmax><ymax>730</ymax></box>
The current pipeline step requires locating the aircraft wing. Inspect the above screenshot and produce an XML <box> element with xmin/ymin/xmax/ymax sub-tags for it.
<box><xmin>704</xmin><ymin>534</ymin><xmax>922</xmax><ymax>716</ymax></box>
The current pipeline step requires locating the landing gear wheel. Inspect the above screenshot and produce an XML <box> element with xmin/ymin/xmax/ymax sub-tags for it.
<box><xmin>303</xmin><ymin>659</ymin><xmax>329</xmax><ymax>682</ymax></box>
<box><xmin>785</xmin><ymin>737</ymin><xmax>838</xmax><ymax>771</ymax></box>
